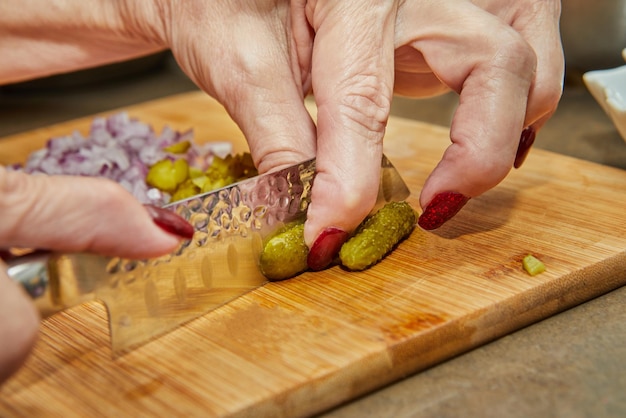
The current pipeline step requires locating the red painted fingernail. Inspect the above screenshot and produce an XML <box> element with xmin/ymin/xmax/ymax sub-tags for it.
<box><xmin>144</xmin><ymin>205</ymin><xmax>194</xmax><ymax>240</ymax></box>
<box><xmin>418</xmin><ymin>192</ymin><xmax>470</xmax><ymax>230</ymax></box>
<box><xmin>307</xmin><ymin>227</ymin><xmax>349</xmax><ymax>271</ymax></box>
<box><xmin>514</xmin><ymin>126</ymin><xmax>536</xmax><ymax>169</ymax></box>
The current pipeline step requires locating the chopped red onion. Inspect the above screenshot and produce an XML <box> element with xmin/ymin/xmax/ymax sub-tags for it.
<box><xmin>11</xmin><ymin>112</ymin><xmax>233</xmax><ymax>206</ymax></box>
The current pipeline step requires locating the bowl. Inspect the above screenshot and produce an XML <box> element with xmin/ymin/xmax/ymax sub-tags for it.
<box><xmin>583</xmin><ymin>49</ymin><xmax>626</xmax><ymax>143</ymax></box>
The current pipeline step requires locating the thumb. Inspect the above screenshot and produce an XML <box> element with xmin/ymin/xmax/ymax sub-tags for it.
<box><xmin>0</xmin><ymin>167</ymin><xmax>191</xmax><ymax>259</ymax></box>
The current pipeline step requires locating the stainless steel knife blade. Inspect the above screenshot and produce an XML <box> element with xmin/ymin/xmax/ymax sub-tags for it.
<box><xmin>7</xmin><ymin>155</ymin><xmax>410</xmax><ymax>356</ymax></box>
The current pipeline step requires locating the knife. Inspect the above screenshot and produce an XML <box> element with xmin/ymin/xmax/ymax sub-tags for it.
<box><xmin>6</xmin><ymin>155</ymin><xmax>410</xmax><ymax>356</ymax></box>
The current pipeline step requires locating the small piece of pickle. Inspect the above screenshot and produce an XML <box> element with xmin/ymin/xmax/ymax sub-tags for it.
<box><xmin>339</xmin><ymin>201</ymin><xmax>417</xmax><ymax>271</ymax></box>
<box><xmin>145</xmin><ymin>159</ymin><xmax>189</xmax><ymax>193</ymax></box>
<box><xmin>201</xmin><ymin>176</ymin><xmax>237</xmax><ymax>193</ymax></box>
<box><xmin>163</xmin><ymin>140</ymin><xmax>191</xmax><ymax>154</ymax></box>
<box><xmin>259</xmin><ymin>221</ymin><xmax>309</xmax><ymax>281</ymax></box>
<box><xmin>188</xmin><ymin>166</ymin><xmax>205</xmax><ymax>179</ymax></box>
<box><xmin>170</xmin><ymin>179</ymin><xmax>200</xmax><ymax>202</ymax></box>
<box><xmin>191</xmin><ymin>175</ymin><xmax>209</xmax><ymax>189</ymax></box>
<box><xmin>205</xmin><ymin>153</ymin><xmax>258</xmax><ymax>186</ymax></box>
<box><xmin>148</xmin><ymin>152</ymin><xmax>259</xmax><ymax>203</ymax></box>
<box><xmin>522</xmin><ymin>254</ymin><xmax>546</xmax><ymax>276</ymax></box>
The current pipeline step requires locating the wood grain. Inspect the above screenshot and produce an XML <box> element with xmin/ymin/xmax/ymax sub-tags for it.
<box><xmin>1</xmin><ymin>92</ymin><xmax>625</xmax><ymax>417</ymax></box>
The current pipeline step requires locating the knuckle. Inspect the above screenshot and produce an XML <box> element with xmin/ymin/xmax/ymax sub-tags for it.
<box><xmin>0</xmin><ymin>166</ymin><xmax>27</xmax><ymax>202</ymax></box>
<box><xmin>336</xmin><ymin>75</ymin><xmax>392</xmax><ymax>142</ymax></box>
<box><xmin>254</xmin><ymin>148</ymin><xmax>312</xmax><ymax>174</ymax></box>
<box><xmin>446</xmin><ymin>143</ymin><xmax>512</xmax><ymax>195</ymax></box>
<box><xmin>1</xmin><ymin>167</ymin><xmax>19</xmax><ymax>201</ymax></box>
<box><xmin>491</xmin><ymin>32</ymin><xmax>537</xmax><ymax>77</ymax></box>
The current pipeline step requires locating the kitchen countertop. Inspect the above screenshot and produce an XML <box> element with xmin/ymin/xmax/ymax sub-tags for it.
<box><xmin>1</xmin><ymin>54</ymin><xmax>625</xmax><ymax>418</ymax></box>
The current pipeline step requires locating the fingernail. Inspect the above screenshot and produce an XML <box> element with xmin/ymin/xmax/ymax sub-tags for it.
<box><xmin>514</xmin><ymin>126</ymin><xmax>536</xmax><ymax>169</ymax></box>
<box><xmin>307</xmin><ymin>227</ymin><xmax>349</xmax><ymax>271</ymax></box>
<box><xmin>144</xmin><ymin>205</ymin><xmax>194</xmax><ymax>239</ymax></box>
<box><xmin>418</xmin><ymin>192</ymin><xmax>470</xmax><ymax>230</ymax></box>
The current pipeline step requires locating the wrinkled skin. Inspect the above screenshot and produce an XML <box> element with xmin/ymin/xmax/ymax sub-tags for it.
<box><xmin>0</xmin><ymin>0</ymin><xmax>563</xmax><ymax>384</ymax></box>
<box><xmin>147</xmin><ymin>0</ymin><xmax>562</xmax><ymax>243</ymax></box>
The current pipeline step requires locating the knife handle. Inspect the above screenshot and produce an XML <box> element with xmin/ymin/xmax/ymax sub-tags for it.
<box><xmin>5</xmin><ymin>251</ymin><xmax>85</xmax><ymax>318</ymax></box>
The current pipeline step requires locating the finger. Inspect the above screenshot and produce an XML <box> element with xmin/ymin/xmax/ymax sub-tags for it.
<box><xmin>167</xmin><ymin>1</ymin><xmax>318</xmax><ymax>174</ymax></box>
<box><xmin>0</xmin><ymin>265</ymin><xmax>39</xmax><ymax>384</ymax></box>
<box><xmin>303</xmin><ymin>1</ymin><xmax>398</xmax><ymax>269</ymax></box>
<box><xmin>514</xmin><ymin>4</ymin><xmax>564</xmax><ymax>128</ymax></box>
<box><xmin>0</xmin><ymin>168</ymin><xmax>187</xmax><ymax>259</ymax></box>
<box><xmin>215</xmin><ymin>41</ymin><xmax>318</xmax><ymax>175</ymax></box>
<box><xmin>396</xmin><ymin>2</ymin><xmax>536</xmax><ymax>229</ymax></box>
<box><xmin>472</xmin><ymin>0</ymin><xmax>565</xmax><ymax>127</ymax></box>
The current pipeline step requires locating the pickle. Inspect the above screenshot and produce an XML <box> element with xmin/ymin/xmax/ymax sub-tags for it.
<box><xmin>163</xmin><ymin>140</ymin><xmax>191</xmax><ymax>154</ymax></box>
<box><xmin>193</xmin><ymin>153</ymin><xmax>258</xmax><ymax>194</ymax></box>
<box><xmin>258</xmin><ymin>201</ymin><xmax>416</xmax><ymax>279</ymax></box>
<box><xmin>149</xmin><ymin>152</ymin><xmax>259</xmax><ymax>202</ymax></box>
<box><xmin>145</xmin><ymin>158</ymin><xmax>189</xmax><ymax>193</ymax></box>
<box><xmin>201</xmin><ymin>175</ymin><xmax>237</xmax><ymax>193</ymax></box>
<box><xmin>188</xmin><ymin>166</ymin><xmax>205</xmax><ymax>179</ymax></box>
<box><xmin>339</xmin><ymin>201</ymin><xmax>416</xmax><ymax>271</ymax></box>
<box><xmin>205</xmin><ymin>153</ymin><xmax>258</xmax><ymax>185</ymax></box>
<box><xmin>522</xmin><ymin>254</ymin><xmax>546</xmax><ymax>276</ymax></box>
<box><xmin>259</xmin><ymin>221</ymin><xmax>308</xmax><ymax>281</ymax></box>
<box><xmin>170</xmin><ymin>179</ymin><xmax>200</xmax><ymax>202</ymax></box>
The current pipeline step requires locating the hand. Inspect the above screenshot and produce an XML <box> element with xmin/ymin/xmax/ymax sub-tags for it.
<box><xmin>0</xmin><ymin>167</ymin><xmax>192</xmax><ymax>384</ymax></box>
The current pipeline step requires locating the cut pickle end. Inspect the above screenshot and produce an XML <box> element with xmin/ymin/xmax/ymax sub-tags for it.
<box><xmin>522</xmin><ymin>254</ymin><xmax>546</xmax><ymax>276</ymax></box>
<box><xmin>163</xmin><ymin>140</ymin><xmax>191</xmax><ymax>154</ymax></box>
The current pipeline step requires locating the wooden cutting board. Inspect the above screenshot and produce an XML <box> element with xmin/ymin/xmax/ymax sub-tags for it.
<box><xmin>1</xmin><ymin>92</ymin><xmax>625</xmax><ymax>417</ymax></box>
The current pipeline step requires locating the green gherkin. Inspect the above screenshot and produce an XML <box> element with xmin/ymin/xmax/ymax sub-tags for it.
<box><xmin>339</xmin><ymin>201</ymin><xmax>416</xmax><ymax>271</ymax></box>
<box><xmin>259</xmin><ymin>221</ymin><xmax>308</xmax><ymax>281</ymax></box>
<box><xmin>258</xmin><ymin>201</ymin><xmax>417</xmax><ymax>280</ymax></box>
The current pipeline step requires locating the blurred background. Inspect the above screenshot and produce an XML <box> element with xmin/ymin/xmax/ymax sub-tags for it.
<box><xmin>2</xmin><ymin>0</ymin><xmax>626</xmax><ymax>169</ymax></box>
